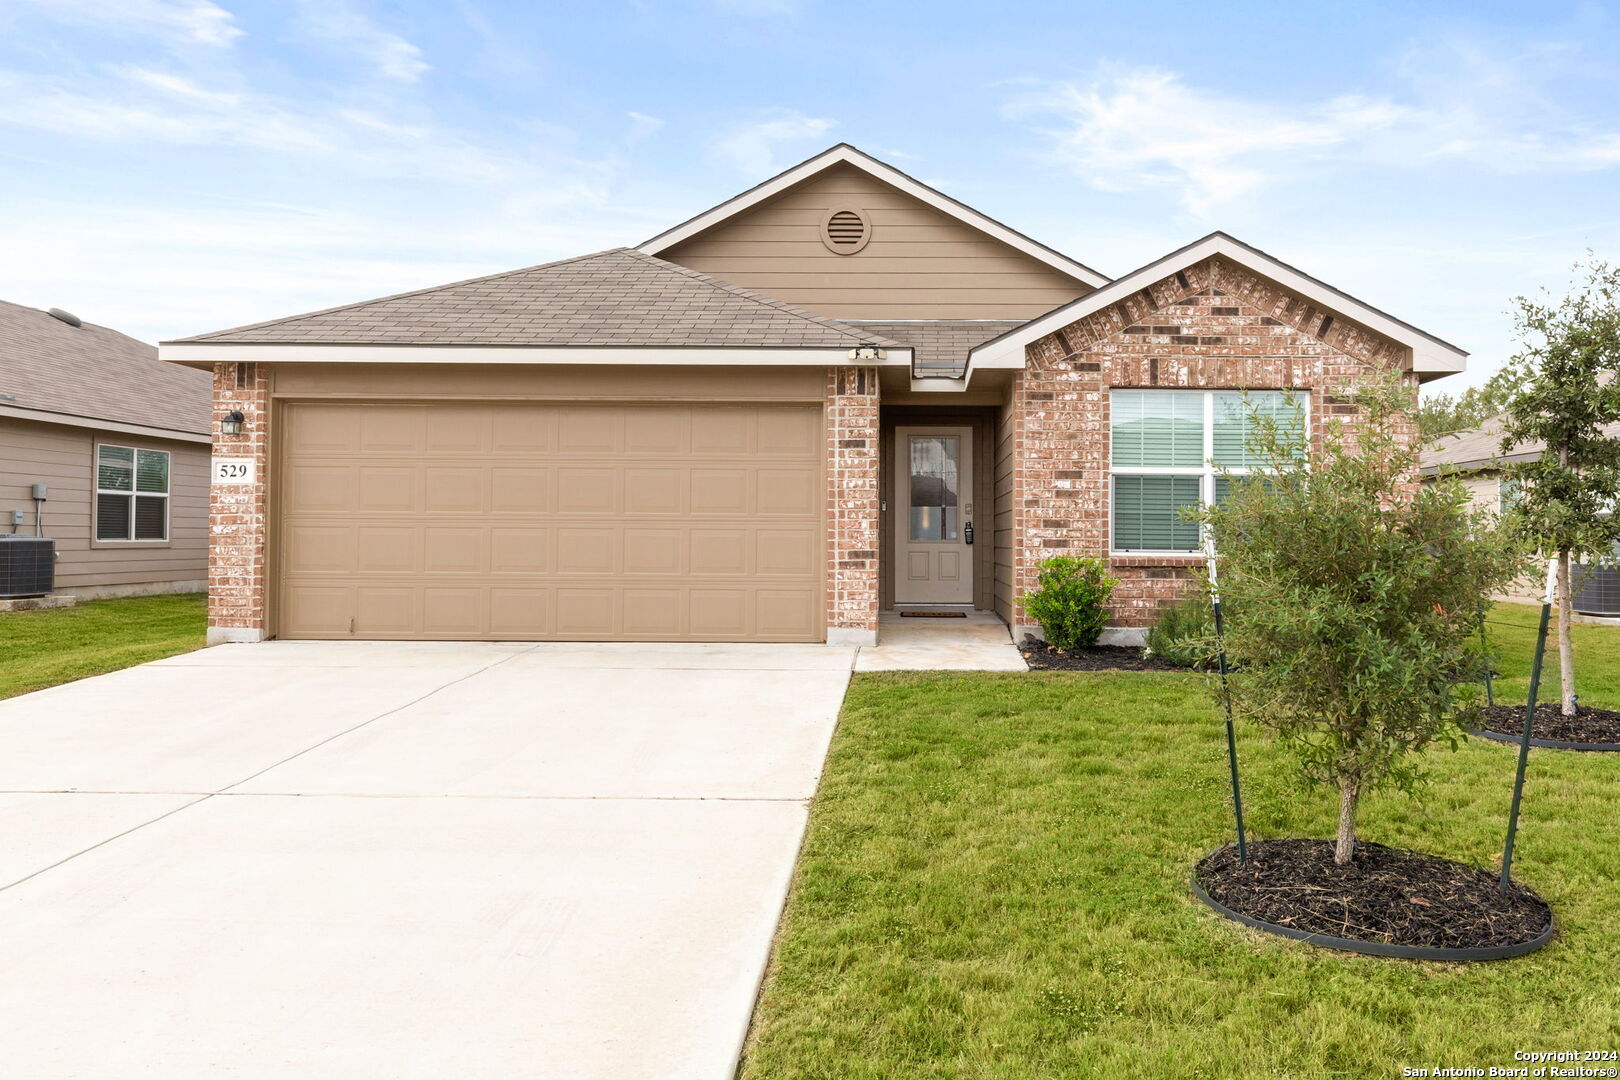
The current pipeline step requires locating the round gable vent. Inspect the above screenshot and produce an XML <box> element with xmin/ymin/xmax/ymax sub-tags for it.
<box><xmin>821</xmin><ymin>206</ymin><xmax>871</xmax><ymax>254</ymax></box>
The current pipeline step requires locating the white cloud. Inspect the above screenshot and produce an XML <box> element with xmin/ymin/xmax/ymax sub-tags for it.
<box><xmin>1014</xmin><ymin>59</ymin><xmax>1620</xmax><ymax>216</ymax></box>
<box><xmin>295</xmin><ymin>2</ymin><xmax>429</xmax><ymax>83</ymax></box>
<box><xmin>1011</xmin><ymin>67</ymin><xmax>1408</xmax><ymax>214</ymax></box>
<box><xmin>14</xmin><ymin>0</ymin><xmax>242</xmax><ymax>47</ymax></box>
<box><xmin>710</xmin><ymin>111</ymin><xmax>836</xmax><ymax>174</ymax></box>
<box><xmin>627</xmin><ymin>111</ymin><xmax>664</xmax><ymax>142</ymax></box>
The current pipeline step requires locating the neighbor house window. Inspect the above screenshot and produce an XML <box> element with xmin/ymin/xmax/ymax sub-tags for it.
<box><xmin>1110</xmin><ymin>390</ymin><xmax>1304</xmax><ymax>553</ymax></box>
<box><xmin>96</xmin><ymin>445</ymin><xmax>170</xmax><ymax>541</ymax></box>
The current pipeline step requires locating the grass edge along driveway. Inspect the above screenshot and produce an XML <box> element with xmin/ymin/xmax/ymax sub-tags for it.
<box><xmin>739</xmin><ymin>604</ymin><xmax>1620</xmax><ymax>1078</ymax></box>
<box><xmin>0</xmin><ymin>592</ymin><xmax>206</xmax><ymax>700</ymax></box>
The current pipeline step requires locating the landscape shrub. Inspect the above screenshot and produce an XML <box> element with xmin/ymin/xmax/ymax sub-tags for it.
<box><xmin>1018</xmin><ymin>556</ymin><xmax>1117</xmax><ymax>649</ymax></box>
<box><xmin>1144</xmin><ymin>589</ymin><xmax>1216</xmax><ymax>669</ymax></box>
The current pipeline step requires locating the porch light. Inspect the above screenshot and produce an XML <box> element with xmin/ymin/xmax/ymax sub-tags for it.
<box><xmin>221</xmin><ymin>410</ymin><xmax>245</xmax><ymax>436</ymax></box>
<box><xmin>847</xmin><ymin>343</ymin><xmax>886</xmax><ymax>362</ymax></box>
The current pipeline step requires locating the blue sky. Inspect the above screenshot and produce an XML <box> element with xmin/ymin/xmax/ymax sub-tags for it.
<box><xmin>3</xmin><ymin>1</ymin><xmax>1619</xmax><ymax>392</ymax></box>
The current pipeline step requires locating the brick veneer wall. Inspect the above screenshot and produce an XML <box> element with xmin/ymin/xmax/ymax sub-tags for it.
<box><xmin>826</xmin><ymin>366</ymin><xmax>880</xmax><ymax>643</ymax></box>
<box><xmin>207</xmin><ymin>361</ymin><xmax>270</xmax><ymax>644</ymax></box>
<box><xmin>1012</xmin><ymin>255</ymin><xmax>1417</xmax><ymax>632</ymax></box>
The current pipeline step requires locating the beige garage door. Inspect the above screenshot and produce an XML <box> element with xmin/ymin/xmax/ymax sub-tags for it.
<box><xmin>276</xmin><ymin>402</ymin><xmax>823</xmax><ymax>641</ymax></box>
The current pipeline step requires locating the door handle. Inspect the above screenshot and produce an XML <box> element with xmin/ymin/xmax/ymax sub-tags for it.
<box><xmin>964</xmin><ymin>521</ymin><xmax>974</xmax><ymax>545</ymax></box>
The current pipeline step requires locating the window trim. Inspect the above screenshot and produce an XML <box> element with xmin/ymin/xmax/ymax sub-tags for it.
<box><xmin>1108</xmin><ymin>389</ymin><xmax>1306</xmax><ymax>557</ymax></box>
<box><xmin>93</xmin><ymin>443</ymin><xmax>172</xmax><ymax>545</ymax></box>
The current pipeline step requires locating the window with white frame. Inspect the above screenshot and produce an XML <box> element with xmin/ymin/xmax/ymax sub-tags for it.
<box><xmin>1110</xmin><ymin>389</ymin><xmax>1304</xmax><ymax>553</ymax></box>
<box><xmin>96</xmin><ymin>445</ymin><xmax>170</xmax><ymax>542</ymax></box>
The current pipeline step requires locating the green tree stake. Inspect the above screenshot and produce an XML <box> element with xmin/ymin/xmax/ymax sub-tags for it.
<box><xmin>1478</xmin><ymin>600</ymin><xmax>1495</xmax><ymax>707</ymax></box>
<box><xmin>1206</xmin><ymin>546</ymin><xmax>1247</xmax><ymax>863</ymax></box>
<box><xmin>1501</xmin><ymin>558</ymin><xmax>1559</xmax><ymax>894</ymax></box>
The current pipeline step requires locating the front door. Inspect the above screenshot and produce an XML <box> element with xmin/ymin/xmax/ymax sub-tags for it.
<box><xmin>893</xmin><ymin>426</ymin><xmax>973</xmax><ymax>605</ymax></box>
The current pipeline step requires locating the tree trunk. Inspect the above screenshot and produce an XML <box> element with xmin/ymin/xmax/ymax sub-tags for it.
<box><xmin>1558</xmin><ymin>550</ymin><xmax>1577</xmax><ymax>717</ymax></box>
<box><xmin>1334</xmin><ymin>779</ymin><xmax>1360</xmax><ymax>865</ymax></box>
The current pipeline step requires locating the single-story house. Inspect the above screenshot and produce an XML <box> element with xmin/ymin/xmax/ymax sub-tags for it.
<box><xmin>1422</xmin><ymin>413</ymin><xmax>1620</xmax><ymax>614</ymax></box>
<box><xmin>163</xmin><ymin>144</ymin><xmax>1467</xmax><ymax>646</ymax></box>
<box><xmin>1</xmin><ymin>299</ymin><xmax>210</xmax><ymax>598</ymax></box>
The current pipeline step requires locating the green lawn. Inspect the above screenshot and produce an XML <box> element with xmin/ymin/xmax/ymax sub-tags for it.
<box><xmin>0</xmin><ymin>592</ymin><xmax>206</xmax><ymax>700</ymax></box>
<box><xmin>740</xmin><ymin>604</ymin><xmax>1620</xmax><ymax>1079</ymax></box>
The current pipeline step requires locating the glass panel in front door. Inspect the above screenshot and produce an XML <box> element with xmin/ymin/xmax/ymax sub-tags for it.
<box><xmin>909</xmin><ymin>436</ymin><xmax>960</xmax><ymax>542</ymax></box>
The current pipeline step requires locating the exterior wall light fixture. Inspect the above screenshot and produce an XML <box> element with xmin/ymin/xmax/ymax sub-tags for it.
<box><xmin>847</xmin><ymin>343</ymin><xmax>886</xmax><ymax>362</ymax></box>
<box><xmin>221</xmin><ymin>410</ymin><xmax>245</xmax><ymax>436</ymax></box>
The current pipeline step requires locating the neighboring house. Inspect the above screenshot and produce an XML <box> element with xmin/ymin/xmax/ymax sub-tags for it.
<box><xmin>1</xmin><ymin>300</ymin><xmax>210</xmax><ymax>598</ymax></box>
<box><xmin>162</xmin><ymin>144</ymin><xmax>1467</xmax><ymax>647</ymax></box>
<box><xmin>1421</xmin><ymin>413</ymin><xmax>1620</xmax><ymax>614</ymax></box>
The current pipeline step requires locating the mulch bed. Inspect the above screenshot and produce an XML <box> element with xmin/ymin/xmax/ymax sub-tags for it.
<box><xmin>1196</xmin><ymin>839</ymin><xmax>1550</xmax><ymax>951</ymax></box>
<box><xmin>1476</xmin><ymin>702</ymin><xmax>1620</xmax><ymax>746</ymax></box>
<box><xmin>1019</xmin><ymin>637</ymin><xmax>1192</xmax><ymax>672</ymax></box>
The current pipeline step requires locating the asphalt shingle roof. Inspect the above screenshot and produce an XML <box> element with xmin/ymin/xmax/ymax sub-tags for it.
<box><xmin>0</xmin><ymin>300</ymin><xmax>209</xmax><ymax>436</ymax></box>
<box><xmin>843</xmin><ymin>320</ymin><xmax>1029</xmax><ymax>376</ymax></box>
<box><xmin>1421</xmin><ymin>413</ymin><xmax>1620</xmax><ymax>474</ymax></box>
<box><xmin>173</xmin><ymin>248</ymin><xmax>902</xmax><ymax>350</ymax></box>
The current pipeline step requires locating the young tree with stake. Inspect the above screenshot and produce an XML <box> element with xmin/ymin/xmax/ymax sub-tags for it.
<box><xmin>1198</xmin><ymin>375</ymin><xmax>1524</xmax><ymax>865</ymax></box>
<box><xmin>1498</xmin><ymin>257</ymin><xmax>1620</xmax><ymax>718</ymax></box>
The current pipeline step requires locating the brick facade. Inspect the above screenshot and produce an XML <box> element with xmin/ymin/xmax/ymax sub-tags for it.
<box><xmin>826</xmin><ymin>366</ymin><xmax>880</xmax><ymax>643</ymax></box>
<box><xmin>207</xmin><ymin>361</ymin><xmax>270</xmax><ymax>644</ymax></box>
<box><xmin>1010</xmin><ymin>255</ymin><xmax>1416</xmax><ymax>632</ymax></box>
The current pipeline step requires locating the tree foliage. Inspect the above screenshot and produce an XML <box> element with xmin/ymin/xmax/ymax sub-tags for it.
<box><xmin>1197</xmin><ymin>375</ymin><xmax>1526</xmax><ymax>864</ymax></box>
<box><xmin>1417</xmin><ymin>369</ymin><xmax>1520</xmax><ymax>444</ymax></box>
<box><xmin>1499</xmin><ymin>256</ymin><xmax>1620</xmax><ymax>714</ymax></box>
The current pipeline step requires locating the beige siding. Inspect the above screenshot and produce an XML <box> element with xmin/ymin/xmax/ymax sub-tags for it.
<box><xmin>0</xmin><ymin>416</ymin><xmax>207</xmax><ymax>594</ymax></box>
<box><xmin>993</xmin><ymin>392</ymin><xmax>1017</xmax><ymax>627</ymax></box>
<box><xmin>660</xmin><ymin>163</ymin><xmax>1093</xmax><ymax>320</ymax></box>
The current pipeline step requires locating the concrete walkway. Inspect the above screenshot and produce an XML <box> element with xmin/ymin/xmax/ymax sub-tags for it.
<box><xmin>855</xmin><ymin>612</ymin><xmax>1028</xmax><ymax>671</ymax></box>
<box><xmin>0</xmin><ymin>641</ymin><xmax>855</xmax><ymax>1079</ymax></box>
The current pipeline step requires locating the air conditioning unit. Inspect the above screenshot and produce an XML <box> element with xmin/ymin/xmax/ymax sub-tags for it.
<box><xmin>1574</xmin><ymin>562</ymin><xmax>1620</xmax><ymax>618</ymax></box>
<box><xmin>0</xmin><ymin>537</ymin><xmax>55</xmax><ymax>599</ymax></box>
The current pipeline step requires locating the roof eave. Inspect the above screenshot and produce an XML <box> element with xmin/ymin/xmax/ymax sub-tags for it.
<box><xmin>160</xmin><ymin>342</ymin><xmax>914</xmax><ymax>368</ymax></box>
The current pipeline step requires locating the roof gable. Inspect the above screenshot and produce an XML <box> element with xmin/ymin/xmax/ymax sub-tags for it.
<box><xmin>638</xmin><ymin>144</ymin><xmax>1109</xmax><ymax>291</ymax></box>
<box><xmin>168</xmin><ymin>248</ymin><xmax>904</xmax><ymax>350</ymax></box>
<box><xmin>969</xmin><ymin>232</ymin><xmax>1468</xmax><ymax>382</ymax></box>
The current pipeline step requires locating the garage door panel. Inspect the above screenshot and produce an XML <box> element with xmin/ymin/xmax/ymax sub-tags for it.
<box><xmin>356</xmin><ymin>587</ymin><xmax>418</xmax><ymax>635</ymax></box>
<box><xmin>424</xmin><ymin>406</ymin><xmax>492</xmax><ymax>453</ymax></box>
<box><xmin>358</xmin><ymin>467</ymin><xmax>418</xmax><ymax>512</ymax></box>
<box><xmin>756</xmin><ymin>469</ymin><xmax>816</xmax><ymax>515</ymax></box>
<box><xmin>624</xmin><ymin>529</ymin><xmax>683</xmax><ymax>574</ymax></box>
<box><xmin>490</xmin><ymin>467</ymin><xmax>551</xmax><ymax>513</ymax></box>
<box><xmin>279</xmin><ymin>403</ymin><xmax>821</xmax><ymax>642</ymax></box>
<box><xmin>490</xmin><ymin>529</ymin><xmax>549</xmax><ymax>573</ymax></box>
<box><xmin>423</xmin><ymin>588</ymin><xmax>484</xmax><ymax>635</ymax></box>
<box><xmin>358</xmin><ymin>527</ymin><xmax>417</xmax><ymax>572</ymax></box>
<box><xmin>556</xmin><ymin>589</ymin><xmax>617</xmax><ymax>637</ymax></box>
<box><xmin>557</xmin><ymin>407</ymin><xmax>622</xmax><ymax>453</ymax></box>
<box><xmin>359</xmin><ymin>407</ymin><xmax>424</xmax><ymax>452</ymax></box>
<box><xmin>284</xmin><ymin>525</ymin><xmax>355</xmax><ymax>574</ymax></box>
<box><xmin>690</xmin><ymin>470</ymin><xmax>750</xmax><ymax>516</ymax></box>
<box><xmin>557</xmin><ymin>528</ymin><xmax>617</xmax><ymax>575</ymax></box>
<box><xmin>756</xmin><ymin>408</ymin><xmax>819</xmax><ymax>456</ymax></box>
<box><xmin>425</xmin><ymin>468</ymin><xmax>487</xmax><ymax>513</ymax></box>
<box><xmin>557</xmin><ymin>468</ymin><xmax>620</xmax><ymax>515</ymax></box>
<box><xmin>424</xmin><ymin>528</ymin><xmax>487</xmax><ymax>573</ymax></box>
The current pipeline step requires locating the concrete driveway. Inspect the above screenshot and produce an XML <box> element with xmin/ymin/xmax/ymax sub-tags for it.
<box><xmin>0</xmin><ymin>640</ymin><xmax>855</xmax><ymax>1079</ymax></box>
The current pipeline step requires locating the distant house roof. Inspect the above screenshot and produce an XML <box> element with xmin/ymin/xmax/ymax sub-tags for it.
<box><xmin>843</xmin><ymin>320</ymin><xmax>1028</xmax><ymax>376</ymax></box>
<box><xmin>0</xmin><ymin>300</ymin><xmax>209</xmax><ymax>438</ymax></box>
<box><xmin>1421</xmin><ymin>413</ymin><xmax>1620</xmax><ymax>475</ymax></box>
<box><xmin>168</xmin><ymin>248</ymin><xmax>904</xmax><ymax>352</ymax></box>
